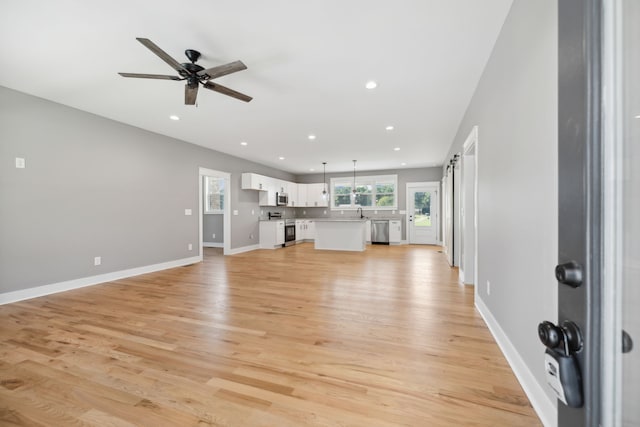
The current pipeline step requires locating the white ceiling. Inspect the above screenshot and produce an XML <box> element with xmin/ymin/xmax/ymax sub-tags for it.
<box><xmin>0</xmin><ymin>0</ymin><xmax>512</xmax><ymax>174</ymax></box>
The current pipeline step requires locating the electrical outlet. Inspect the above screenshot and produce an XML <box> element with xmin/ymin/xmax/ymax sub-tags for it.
<box><xmin>323</xmin><ymin>210</ymin><xmax>326</xmax><ymax>215</ymax></box>
<box><xmin>341</xmin><ymin>210</ymin><xmax>344</xmax><ymax>215</ymax></box>
<box><xmin>94</xmin><ymin>256</ymin><xmax>101</xmax><ymax>266</ymax></box>
<box><xmin>487</xmin><ymin>280</ymin><xmax>491</xmax><ymax>295</ymax></box>
<box><xmin>212</xmin><ymin>234</ymin><xmax>215</xmax><ymax>239</ymax></box>
<box><xmin>188</xmin><ymin>243</ymin><xmax>193</xmax><ymax>251</ymax></box>
<box><xmin>251</xmin><ymin>210</ymin><xmax>255</xmax><ymax>216</ymax></box>
<box><xmin>250</xmin><ymin>233</ymin><xmax>254</xmax><ymax>239</ymax></box>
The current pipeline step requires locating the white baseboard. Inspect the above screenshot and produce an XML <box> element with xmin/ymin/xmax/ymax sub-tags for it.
<box><xmin>475</xmin><ymin>297</ymin><xmax>556</xmax><ymax>427</ymax></box>
<box><xmin>203</xmin><ymin>242</ymin><xmax>224</xmax><ymax>248</ymax></box>
<box><xmin>228</xmin><ymin>244</ymin><xmax>259</xmax><ymax>255</ymax></box>
<box><xmin>0</xmin><ymin>255</ymin><xmax>203</xmax><ymax>305</ymax></box>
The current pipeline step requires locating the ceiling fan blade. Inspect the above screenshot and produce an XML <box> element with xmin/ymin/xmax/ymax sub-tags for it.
<box><xmin>185</xmin><ymin>84</ymin><xmax>199</xmax><ymax>105</ymax></box>
<box><xmin>136</xmin><ymin>38</ymin><xmax>188</xmax><ymax>74</ymax></box>
<box><xmin>203</xmin><ymin>81</ymin><xmax>253</xmax><ymax>102</ymax></box>
<box><xmin>197</xmin><ymin>60</ymin><xmax>247</xmax><ymax>80</ymax></box>
<box><xmin>119</xmin><ymin>72</ymin><xmax>182</xmax><ymax>80</ymax></box>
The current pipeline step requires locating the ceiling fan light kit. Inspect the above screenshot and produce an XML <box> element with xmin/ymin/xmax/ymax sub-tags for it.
<box><xmin>118</xmin><ymin>38</ymin><xmax>252</xmax><ymax>105</ymax></box>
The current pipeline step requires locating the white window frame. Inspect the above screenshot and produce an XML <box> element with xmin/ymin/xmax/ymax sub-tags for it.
<box><xmin>203</xmin><ymin>176</ymin><xmax>225</xmax><ymax>214</ymax></box>
<box><xmin>330</xmin><ymin>174</ymin><xmax>398</xmax><ymax>210</ymax></box>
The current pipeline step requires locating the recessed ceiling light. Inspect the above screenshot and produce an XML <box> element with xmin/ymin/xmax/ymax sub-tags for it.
<box><xmin>240</xmin><ymin>141</ymin><xmax>248</xmax><ymax>146</ymax></box>
<box><xmin>394</xmin><ymin>147</ymin><xmax>401</xmax><ymax>151</ymax></box>
<box><xmin>635</xmin><ymin>114</ymin><xmax>640</xmax><ymax>119</ymax></box>
<box><xmin>309</xmin><ymin>168</ymin><xmax>315</xmax><ymax>171</ymax></box>
<box><xmin>279</xmin><ymin>156</ymin><xmax>285</xmax><ymax>160</ymax></box>
<box><xmin>308</xmin><ymin>134</ymin><xmax>316</xmax><ymax>140</ymax></box>
<box><xmin>401</xmin><ymin>162</ymin><xmax>407</xmax><ymax>166</ymax></box>
<box><xmin>169</xmin><ymin>115</ymin><xmax>180</xmax><ymax>121</ymax></box>
<box><xmin>365</xmin><ymin>80</ymin><xmax>377</xmax><ymax>89</ymax></box>
<box><xmin>386</xmin><ymin>125</ymin><xmax>394</xmax><ymax>131</ymax></box>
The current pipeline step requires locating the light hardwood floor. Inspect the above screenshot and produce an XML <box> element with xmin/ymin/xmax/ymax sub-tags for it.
<box><xmin>0</xmin><ymin>244</ymin><xmax>541</xmax><ymax>426</ymax></box>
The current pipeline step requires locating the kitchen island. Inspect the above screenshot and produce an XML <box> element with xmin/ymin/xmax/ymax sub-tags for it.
<box><xmin>313</xmin><ymin>219</ymin><xmax>367</xmax><ymax>251</ymax></box>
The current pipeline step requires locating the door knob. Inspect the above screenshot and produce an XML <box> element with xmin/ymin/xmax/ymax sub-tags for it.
<box><xmin>555</xmin><ymin>261</ymin><xmax>583</xmax><ymax>287</ymax></box>
<box><xmin>622</xmin><ymin>330</ymin><xmax>633</xmax><ymax>354</ymax></box>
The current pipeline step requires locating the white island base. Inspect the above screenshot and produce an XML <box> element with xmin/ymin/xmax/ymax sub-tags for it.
<box><xmin>313</xmin><ymin>219</ymin><xmax>367</xmax><ymax>251</ymax></box>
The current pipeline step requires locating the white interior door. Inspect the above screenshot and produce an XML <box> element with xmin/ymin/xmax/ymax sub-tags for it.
<box><xmin>407</xmin><ymin>182</ymin><xmax>439</xmax><ymax>245</ymax></box>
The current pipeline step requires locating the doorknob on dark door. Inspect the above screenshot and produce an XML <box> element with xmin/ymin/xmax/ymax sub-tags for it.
<box><xmin>555</xmin><ymin>261</ymin><xmax>583</xmax><ymax>287</ymax></box>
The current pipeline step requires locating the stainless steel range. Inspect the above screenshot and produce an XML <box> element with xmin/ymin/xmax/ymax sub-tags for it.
<box><xmin>284</xmin><ymin>219</ymin><xmax>296</xmax><ymax>246</ymax></box>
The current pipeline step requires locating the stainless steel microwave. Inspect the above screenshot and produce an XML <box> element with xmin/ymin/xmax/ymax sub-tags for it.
<box><xmin>276</xmin><ymin>192</ymin><xmax>288</xmax><ymax>206</ymax></box>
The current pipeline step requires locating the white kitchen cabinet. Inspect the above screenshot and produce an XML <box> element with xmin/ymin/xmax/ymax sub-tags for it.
<box><xmin>365</xmin><ymin>220</ymin><xmax>371</xmax><ymax>243</ymax></box>
<box><xmin>241</xmin><ymin>173</ymin><xmax>268</xmax><ymax>190</ymax></box>
<box><xmin>389</xmin><ymin>220</ymin><xmax>401</xmax><ymax>244</ymax></box>
<box><xmin>259</xmin><ymin>220</ymin><xmax>284</xmax><ymax>249</ymax></box>
<box><xmin>305</xmin><ymin>220</ymin><xmax>316</xmax><ymax>240</ymax></box>
<box><xmin>295</xmin><ymin>219</ymin><xmax>315</xmax><ymax>241</ymax></box>
<box><xmin>306</xmin><ymin>183</ymin><xmax>329</xmax><ymax>207</ymax></box>
<box><xmin>288</xmin><ymin>182</ymin><xmax>298</xmax><ymax>207</ymax></box>
<box><xmin>297</xmin><ymin>184</ymin><xmax>308</xmax><ymax>207</ymax></box>
<box><xmin>258</xmin><ymin>189</ymin><xmax>277</xmax><ymax>207</ymax></box>
<box><xmin>295</xmin><ymin>220</ymin><xmax>304</xmax><ymax>242</ymax></box>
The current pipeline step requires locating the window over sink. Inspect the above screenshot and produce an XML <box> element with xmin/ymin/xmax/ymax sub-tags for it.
<box><xmin>330</xmin><ymin>174</ymin><xmax>397</xmax><ymax>210</ymax></box>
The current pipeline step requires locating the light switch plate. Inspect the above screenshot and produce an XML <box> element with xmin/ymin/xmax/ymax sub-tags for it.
<box><xmin>184</xmin><ymin>209</ymin><xmax>192</xmax><ymax>216</ymax></box>
<box><xmin>94</xmin><ymin>256</ymin><xmax>101</xmax><ymax>266</ymax></box>
<box><xmin>233</xmin><ymin>210</ymin><xmax>239</xmax><ymax>215</ymax></box>
<box><xmin>15</xmin><ymin>157</ymin><xmax>25</xmax><ymax>168</ymax></box>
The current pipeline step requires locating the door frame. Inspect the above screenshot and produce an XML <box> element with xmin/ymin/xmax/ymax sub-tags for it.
<box><xmin>405</xmin><ymin>181</ymin><xmax>440</xmax><ymax>245</ymax></box>
<box><xmin>460</xmin><ymin>126</ymin><xmax>478</xmax><ymax>286</ymax></box>
<box><xmin>199</xmin><ymin>167</ymin><xmax>231</xmax><ymax>256</ymax></box>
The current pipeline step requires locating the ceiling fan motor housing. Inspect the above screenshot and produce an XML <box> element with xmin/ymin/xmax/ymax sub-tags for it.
<box><xmin>184</xmin><ymin>49</ymin><xmax>201</xmax><ymax>63</ymax></box>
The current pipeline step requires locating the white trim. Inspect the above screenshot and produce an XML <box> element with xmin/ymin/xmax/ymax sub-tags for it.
<box><xmin>460</xmin><ymin>126</ymin><xmax>478</xmax><ymax>287</ymax></box>
<box><xmin>203</xmin><ymin>242</ymin><xmax>224</xmax><ymax>248</ymax></box>
<box><xmin>0</xmin><ymin>256</ymin><xmax>202</xmax><ymax>305</ymax></box>
<box><xmin>227</xmin><ymin>244</ymin><xmax>259</xmax><ymax>255</ymax></box>
<box><xmin>602</xmin><ymin>1</ymin><xmax>624</xmax><ymax>425</ymax></box>
<box><xmin>199</xmin><ymin>167</ymin><xmax>231</xmax><ymax>256</ymax></box>
<box><xmin>475</xmin><ymin>297</ymin><xmax>556</xmax><ymax>427</ymax></box>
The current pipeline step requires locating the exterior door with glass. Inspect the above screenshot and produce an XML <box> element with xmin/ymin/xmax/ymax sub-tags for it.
<box><xmin>407</xmin><ymin>182</ymin><xmax>439</xmax><ymax>245</ymax></box>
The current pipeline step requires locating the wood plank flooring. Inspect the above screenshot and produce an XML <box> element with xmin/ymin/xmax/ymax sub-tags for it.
<box><xmin>0</xmin><ymin>244</ymin><xmax>541</xmax><ymax>426</ymax></box>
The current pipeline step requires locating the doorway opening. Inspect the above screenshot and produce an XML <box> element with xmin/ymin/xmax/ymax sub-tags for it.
<box><xmin>198</xmin><ymin>167</ymin><xmax>231</xmax><ymax>257</ymax></box>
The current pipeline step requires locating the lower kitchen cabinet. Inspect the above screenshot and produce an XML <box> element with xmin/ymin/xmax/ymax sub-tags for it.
<box><xmin>295</xmin><ymin>219</ymin><xmax>315</xmax><ymax>241</ymax></box>
<box><xmin>389</xmin><ymin>220</ymin><xmax>401</xmax><ymax>244</ymax></box>
<box><xmin>295</xmin><ymin>220</ymin><xmax>304</xmax><ymax>242</ymax></box>
<box><xmin>259</xmin><ymin>221</ymin><xmax>284</xmax><ymax>249</ymax></box>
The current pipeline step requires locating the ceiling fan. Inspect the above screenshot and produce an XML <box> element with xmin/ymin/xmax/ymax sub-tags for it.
<box><xmin>119</xmin><ymin>38</ymin><xmax>252</xmax><ymax>105</ymax></box>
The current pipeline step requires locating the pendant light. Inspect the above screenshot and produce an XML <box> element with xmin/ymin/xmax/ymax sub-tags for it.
<box><xmin>351</xmin><ymin>160</ymin><xmax>357</xmax><ymax>200</ymax></box>
<box><xmin>321</xmin><ymin>162</ymin><xmax>329</xmax><ymax>200</ymax></box>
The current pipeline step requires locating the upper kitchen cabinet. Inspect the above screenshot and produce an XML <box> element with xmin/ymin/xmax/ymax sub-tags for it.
<box><xmin>287</xmin><ymin>182</ymin><xmax>298</xmax><ymax>207</ymax></box>
<box><xmin>297</xmin><ymin>184</ymin><xmax>307</xmax><ymax>207</ymax></box>
<box><xmin>241</xmin><ymin>173</ymin><xmax>268</xmax><ymax>191</ymax></box>
<box><xmin>306</xmin><ymin>183</ymin><xmax>329</xmax><ymax>207</ymax></box>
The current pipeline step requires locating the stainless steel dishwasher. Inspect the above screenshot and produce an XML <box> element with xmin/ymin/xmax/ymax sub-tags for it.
<box><xmin>371</xmin><ymin>220</ymin><xmax>389</xmax><ymax>244</ymax></box>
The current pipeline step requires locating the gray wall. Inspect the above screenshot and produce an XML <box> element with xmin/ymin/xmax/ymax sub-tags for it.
<box><xmin>203</xmin><ymin>214</ymin><xmax>224</xmax><ymax>244</ymax></box>
<box><xmin>443</xmin><ymin>0</ymin><xmax>558</xmax><ymax>410</ymax></box>
<box><xmin>295</xmin><ymin>167</ymin><xmax>443</xmax><ymax>240</ymax></box>
<box><xmin>0</xmin><ymin>86</ymin><xmax>294</xmax><ymax>294</ymax></box>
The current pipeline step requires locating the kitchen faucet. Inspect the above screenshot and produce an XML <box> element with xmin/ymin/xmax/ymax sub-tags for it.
<box><xmin>356</xmin><ymin>207</ymin><xmax>364</xmax><ymax>219</ymax></box>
